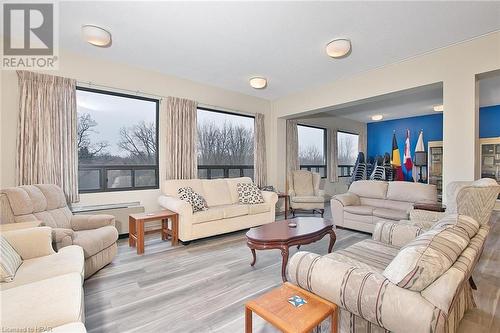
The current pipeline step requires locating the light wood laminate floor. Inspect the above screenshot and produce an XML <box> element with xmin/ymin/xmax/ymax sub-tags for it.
<box><xmin>84</xmin><ymin>211</ymin><xmax>500</xmax><ymax>333</ymax></box>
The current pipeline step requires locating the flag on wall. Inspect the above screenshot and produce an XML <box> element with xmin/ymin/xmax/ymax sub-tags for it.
<box><xmin>403</xmin><ymin>129</ymin><xmax>413</xmax><ymax>181</ymax></box>
<box><xmin>415</xmin><ymin>130</ymin><xmax>425</xmax><ymax>153</ymax></box>
<box><xmin>413</xmin><ymin>130</ymin><xmax>425</xmax><ymax>182</ymax></box>
<box><xmin>391</xmin><ymin>132</ymin><xmax>404</xmax><ymax>181</ymax></box>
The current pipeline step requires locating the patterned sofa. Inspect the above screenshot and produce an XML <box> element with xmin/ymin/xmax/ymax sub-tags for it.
<box><xmin>288</xmin><ymin>180</ymin><xmax>499</xmax><ymax>333</ymax></box>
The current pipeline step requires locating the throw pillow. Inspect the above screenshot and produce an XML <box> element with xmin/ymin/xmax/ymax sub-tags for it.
<box><xmin>0</xmin><ymin>236</ymin><xmax>22</xmax><ymax>283</ymax></box>
<box><xmin>431</xmin><ymin>214</ymin><xmax>480</xmax><ymax>238</ymax></box>
<box><xmin>383</xmin><ymin>215</ymin><xmax>476</xmax><ymax>291</ymax></box>
<box><xmin>178</xmin><ymin>187</ymin><xmax>208</xmax><ymax>212</ymax></box>
<box><xmin>237</xmin><ymin>183</ymin><xmax>264</xmax><ymax>204</ymax></box>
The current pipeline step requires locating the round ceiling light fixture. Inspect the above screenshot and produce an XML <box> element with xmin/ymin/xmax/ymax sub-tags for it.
<box><xmin>82</xmin><ymin>25</ymin><xmax>112</xmax><ymax>47</ymax></box>
<box><xmin>371</xmin><ymin>114</ymin><xmax>383</xmax><ymax>121</ymax></box>
<box><xmin>326</xmin><ymin>38</ymin><xmax>351</xmax><ymax>58</ymax></box>
<box><xmin>433</xmin><ymin>104</ymin><xmax>444</xmax><ymax>112</ymax></box>
<box><xmin>249</xmin><ymin>77</ymin><xmax>267</xmax><ymax>89</ymax></box>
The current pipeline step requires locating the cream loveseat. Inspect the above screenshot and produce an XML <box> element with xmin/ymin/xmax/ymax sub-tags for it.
<box><xmin>0</xmin><ymin>184</ymin><xmax>118</xmax><ymax>278</ymax></box>
<box><xmin>331</xmin><ymin>180</ymin><xmax>437</xmax><ymax>233</ymax></box>
<box><xmin>158</xmin><ymin>177</ymin><xmax>278</xmax><ymax>242</ymax></box>
<box><xmin>1</xmin><ymin>226</ymin><xmax>86</xmax><ymax>332</ymax></box>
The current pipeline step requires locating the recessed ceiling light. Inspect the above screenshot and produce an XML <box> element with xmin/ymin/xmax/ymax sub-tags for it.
<box><xmin>82</xmin><ymin>25</ymin><xmax>112</xmax><ymax>47</ymax></box>
<box><xmin>433</xmin><ymin>104</ymin><xmax>444</xmax><ymax>112</ymax></box>
<box><xmin>249</xmin><ymin>77</ymin><xmax>267</xmax><ymax>89</ymax></box>
<box><xmin>371</xmin><ymin>114</ymin><xmax>383</xmax><ymax>121</ymax></box>
<box><xmin>326</xmin><ymin>39</ymin><xmax>351</xmax><ymax>58</ymax></box>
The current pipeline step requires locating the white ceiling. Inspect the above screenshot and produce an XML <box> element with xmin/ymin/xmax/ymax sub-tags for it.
<box><xmin>59</xmin><ymin>2</ymin><xmax>500</xmax><ymax>100</ymax></box>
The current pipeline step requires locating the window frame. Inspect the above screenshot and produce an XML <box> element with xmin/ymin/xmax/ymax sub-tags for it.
<box><xmin>196</xmin><ymin>107</ymin><xmax>255</xmax><ymax>180</ymax></box>
<box><xmin>336</xmin><ymin>129</ymin><xmax>360</xmax><ymax>178</ymax></box>
<box><xmin>76</xmin><ymin>86</ymin><xmax>160</xmax><ymax>193</ymax></box>
<box><xmin>297</xmin><ymin>123</ymin><xmax>328</xmax><ymax>179</ymax></box>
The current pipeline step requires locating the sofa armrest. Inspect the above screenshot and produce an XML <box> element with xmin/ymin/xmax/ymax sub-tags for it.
<box><xmin>331</xmin><ymin>192</ymin><xmax>360</xmax><ymax>207</ymax></box>
<box><xmin>0</xmin><ymin>220</ymin><xmax>42</xmax><ymax>232</ymax></box>
<box><xmin>71</xmin><ymin>214</ymin><xmax>115</xmax><ymax>231</ymax></box>
<box><xmin>1</xmin><ymin>227</ymin><xmax>55</xmax><ymax>259</ymax></box>
<box><xmin>52</xmin><ymin>227</ymin><xmax>75</xmax><ymax>250</ymax></box>
<box><xmin>409</xmin><ymin>209</ymin><xmax>445</xmax><ymax>223</ymax></box>
<box><xmin>158</xmin><ymin>195</ymin><xmax>193</xmax><ymax>241</ymax></box>
<box><xmin>372</xmin><ymin>221</ymin><xmax>425</xmax><ymax>247</ymax></box>
<box><xmin>288</xmin><ymin>251</ymin><xmax>439</xmax><ymax>333</ymax></box>
<box><xmin>262</xmin><ymin>191</ymin><xmax>278</xmax><ymax>205</ymax></box>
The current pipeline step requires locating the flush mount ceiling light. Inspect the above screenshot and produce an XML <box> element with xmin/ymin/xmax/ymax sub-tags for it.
<box><xmin>433</xmin><ymin>104</ymin><xmax>444</xmax><ymax>112</ymax></box>
<box><xmin>82</xmin><ymin>25</ymin><xmax>112</xmax><ymax>47</ymax></box>
<box><xmin>326</xmin><ymin>38</ymin><xmax>351</xmax><ymax>58</ymax></box>
<box><xmin>371</xmin><ymin>114</ymin><xmax>383</xmax><ymax>121</ymax></box>
<box><xmin>249</xmin><ymin>77</ymin><xmax>267</xmax><ymax>89</ymax></box>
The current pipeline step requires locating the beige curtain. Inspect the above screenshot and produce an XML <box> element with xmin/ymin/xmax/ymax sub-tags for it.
<box><xmin>253</xmin><ymin>113</ymin><xmax>267</xmax><ymax>187</ymax></box>
<box><xmin>286</xmin><ymin>119</ymin><xmax>299</xmax><ymax>176</ymax></box>
<box><xmin>16</xmin><ymin>71</ymin><xmax>79</xmax><ymax>202</ymax></box>
<box><xmin>329</xmin><ymin>128</ymin><xmax>339</xmax><ymax>182</ymax></box>
<box><xmin>164</xmin><ymin>97</ymin><xmax>198</xmax><ymax>180</ymax></box>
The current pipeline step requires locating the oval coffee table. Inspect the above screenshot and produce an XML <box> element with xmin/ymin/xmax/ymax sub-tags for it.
<box><xmin>246</xmin><ymin>217</ymin><xmax>336</xmax><ymax>282</ymax></box>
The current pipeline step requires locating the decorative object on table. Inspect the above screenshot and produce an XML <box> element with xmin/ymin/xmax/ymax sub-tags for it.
<box><xmin>237</xmin><ymin>183</ymin><xmax>265</xmax><ymax>204</ymax></box>
<box><xmin>128</xmin><ymin>210</ymin><xmax>179</xmax><ymax>254</ymax></box>
<box><xmin>288</xmin><ymin>222</ymin><xmax>297</xmax><ymax>228</ymax></box>
<box><xmin>413</xmin><ymin>130</ymin><xmax>428</xmax><ymax>183</ymax></box>
<box><xmin>178</xmin><ymin>187</ymin><xmax>208</xmax><ymax>212</ymax></box>
<box><xmin>288</xmin><ymin>295</ymin><xmax>307</xmax><ymax>307</ymax></box>
<box><xmin>246</xmin><ymin>217</ymin><xmax>336</xmax><ymax>281</ymax></box>
<box><xmin>245</xmin><ymin>282</ymin><xmax>338</xmax><ymax>333</ymax></box>
<box><xmin>260</xmin><ymin>185</ymin><xmax>275</xmax><ymax>192</ymax></box>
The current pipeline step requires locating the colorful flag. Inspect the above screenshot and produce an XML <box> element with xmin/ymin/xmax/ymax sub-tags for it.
<box><xmin>391</xmin><ymin>132</ymin><xmax>404</xmax><ymax>181</ymax></box>
<box><xmin>415</xmin><ymin>130</ymin><xmax>425</xmax><ymax>153</ymax></box>
<box><xmin>403</xmin><ymin>129</ymin><xmax>413</xmax><ymax>181</ymax></box>
<box><xmin>413</xmin><ymin>130</ymin><xmax>425</xmax><ymax>182</ymax></box>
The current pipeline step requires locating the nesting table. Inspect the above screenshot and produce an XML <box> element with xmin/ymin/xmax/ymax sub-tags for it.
<box><xmin>128</xmin><ymin>209</ymin><xmax>179</xmax><ymax>254</ymax></box>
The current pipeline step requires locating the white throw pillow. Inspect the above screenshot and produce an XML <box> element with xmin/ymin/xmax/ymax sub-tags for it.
<box><xmin>178</xmin><ymin>187</ymin><xmax>208</xmax><ymax>212</ymax></box>
<box><xmin>0</xmin><ymin>236</ymin><xmax>22</xmax><ymax>283</ymax></box>
<box><xmin>237</xmin><ymin>183</ymin><xmax>265</xmax><ymax>204</ymax></box>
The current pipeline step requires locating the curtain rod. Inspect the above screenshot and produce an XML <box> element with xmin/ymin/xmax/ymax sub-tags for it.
<box><xmin>75</xmin><ymin>80</ymin><xmax>256</xmax><ymax>116</ymax></box>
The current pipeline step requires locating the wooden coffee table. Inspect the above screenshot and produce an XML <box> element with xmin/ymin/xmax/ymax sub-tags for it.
<box><xmin>246</xmin><ymin>217</ymin><xmax>336</xmax><ymax>282</ymax></box>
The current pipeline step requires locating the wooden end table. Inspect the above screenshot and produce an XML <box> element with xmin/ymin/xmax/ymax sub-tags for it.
<box><xmin>413</xmin><ymin>202</ymin><xmax>446</xmax><ymax>212</ymax></box>
<box><xmin>246</xmin><ymin>217</ymin><xmax>336</xmax><ymax>282</ymax></box>
<box><xmin>245</xmin><ymin>282</ymin><xmax>338</xmax><ymax>333</ymax></box>
<box><xmin>128</xmin><ymin>210</ymin><xmax>179</xmax><ymax>254</ymax></box>
<box><xmin>277</xmin><ymin>192</ymin><xmax>290</xmax><ymax>219</ymax></box>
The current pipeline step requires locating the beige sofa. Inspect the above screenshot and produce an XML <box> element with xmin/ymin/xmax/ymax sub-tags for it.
<box><xmin>0</xmin><ymin>184</ymin><xmax>118</xmax><ymax>278</ymax></box>
<box><xmin>331</xmin><ymin>180</ymin><xmax>437</xmax><ymax>233</ymax></box>
<box><xmin>1</xmin><ymin>227</ymin><xmax>86</xmax><ymax>332</ymax></box>
<box><xmin>158</xmin><ymin>177</ymin><xmax>278</xmax><ymax>242</ymax></box>
<box><xmin>288</xmin><ymin>170</ymin><xmax>326</xmax><ymax>216</ymax></box>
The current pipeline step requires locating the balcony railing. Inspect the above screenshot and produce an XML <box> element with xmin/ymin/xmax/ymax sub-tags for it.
<box><xmin>197</xmin><ymin>165</ymin><xmax>254</xmax><ymax>179</ymax></box>
<box><xmin>299</xmin><ymin>164</ymin><xmax>327</xmax><ymax>178</ymax></box>
<box><xmin>78</xmin><ymin>165</ymin><xmax>159</xmax><ymax>193</ymax></box>
<box><xmin>338</xmin><ymin>164</ymin><xmax>355</xmax><ymax>177</ymax></box>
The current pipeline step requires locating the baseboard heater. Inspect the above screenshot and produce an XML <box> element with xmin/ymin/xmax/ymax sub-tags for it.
<box><xmin>71</xmin><ymin>202</ymin><xmax>145</xmax><ymax>235</ymax></box>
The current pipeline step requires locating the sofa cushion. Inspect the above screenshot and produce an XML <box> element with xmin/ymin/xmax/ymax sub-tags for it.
<box><xmin>192</xmin><ymin>208</ymin><xmax>225</xmax><ymax>224</ymax></box>
<box><xmin>349</xmin><ymin>180</ymin><xmax>388</xmax><ymax>199</ymax></box>
<box><xmin>431</xmin><ymin>214</ymin><xmax>480</xmax><ymax>238</ymax></box>
<box><xmin>0</xmin><ymin>273</ymin><xmax>83</xmax><ymax>330</ymax></box>
<box><xmin>290</xmin><ymin>196</ymin><xmax>325</xmax><ymax>203</ymax></box>
<box><xmin>0</xmin><ymin>236</ymin><xmax>22</xmax><ymax>283</ymax></box>
<box><xmin>343</xmin><ymin>205</ymin><xmax>374</xmax><ymax>216</ymax></box>
<box><xmin>220</xmin><ymin>204</ymin><xmax>248</xmax><ymax>219</ymax></box>
<box><xmin>226</xmin><ymin>177</ymin><xmax>253</xmax><ymax>204</ymax></box>
<box><xmin>293</xmin><ymin>171</ymin><xmax>314</xmax><ymax>196</ymax></box>
<box><xmin>72</xmin><ymin>226</ymin><xmax>118</xmax><ymax>258</ymax></box>
<box><xmin>0</xmin><ymin>245</ymin><xmax>84</xmax><ymax>291</ymax></box>
<box><xmin>372</xmin><ymin>208</ymin><xmax>408</xmax><ymax>221</ymax></box>
<box><xmin>383</xmin><ymin>215</ymin><xmax>477</xmax><ymax>291</ymax></box>
<box><xmin>202</xmin><ymin>179</ymin><xmax>232</xmax><ymax>206</ymax></box>
<box><xmin>386</xmin><ymin>181</ymin><xmax>437</xmax><ymax>203</ymax></box>
<box><xmin>237</xmin><ymin>183</ymin><xmax>264</xmax><ymax>204</ymax></box>
<box><xmin>247</xmin><ymin>203</ymin><xmax>271</xmax><ymax>215</ymax></box>
<box><xmin>178</xmin><ymin>187</ymin><xmax>208</xmax><ymax>212</ymax></box>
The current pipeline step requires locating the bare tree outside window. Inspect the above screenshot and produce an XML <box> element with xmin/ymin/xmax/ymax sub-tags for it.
<box><xmin>337</xmin><ymin>131</ymin><xmax>359</xmax><ymax>165</ymax></box>
<box><xmin>298</xmin><ymin>125</ymin><xmax>327</xmax><ymax>177</ymax></box>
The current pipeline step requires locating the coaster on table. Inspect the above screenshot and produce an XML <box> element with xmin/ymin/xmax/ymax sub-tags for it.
<box><xmin>288</xmin><ymin>295</ymin><xmax>307</xmax><ymax>307</ymax></box>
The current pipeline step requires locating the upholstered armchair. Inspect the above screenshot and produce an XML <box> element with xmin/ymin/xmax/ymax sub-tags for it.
<box><xmin>288</xmin><ymin>170</ymin><xmax>326</xmax><ymax>217</ymax></box>
<box><xmin>0</xmin><ymin>184</ymin><xmax>118</xmax><ymax>278</ymax></box>
<box><xmin>409</xmin><ymin>178</ymin><xmax>500</xmax><ymax>227</ymax></box>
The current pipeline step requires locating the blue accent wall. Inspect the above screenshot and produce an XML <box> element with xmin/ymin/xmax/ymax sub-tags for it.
<box><xmin>367</xmin><ymin>106</ymin><xmax>500</xmax><ymax>158</ymax></box>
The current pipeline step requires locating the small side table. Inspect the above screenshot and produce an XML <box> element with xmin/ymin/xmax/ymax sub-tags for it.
<box><xmin>277</xmin><ymin>192</ymin><xmax>290</xmax><ymax>219</ymax></box>
<box><xmin>413</xmin><ymin>202</ymin><xmax>446</xmax><ymax>212</ymax></box>
<box><xmin>129</xmin><ymin>210</ymin><xmax>179</xmax><ymax>254</ymax></box>
<box><xmin>245</xmin><ymin>282</ymin><xmax>338</xmax><ymax>333</ymax></box>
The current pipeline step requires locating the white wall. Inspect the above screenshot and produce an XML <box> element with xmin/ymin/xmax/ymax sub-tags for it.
<box><xmin>0</xmin><ymin>50</ymin><xmax>271</xmax><ymax>211</ymax></box>
<box><xmin>268</xmin><ymin>32</ymin><xmax>500</xmax><ymax>200</ymax></box>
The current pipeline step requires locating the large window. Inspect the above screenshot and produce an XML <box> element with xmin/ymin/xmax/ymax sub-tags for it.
<box><xmin>298</xmin><ymin>124</ymin><xmax>327</xmax><ymax>178</ymax></box>
<box><xmin>76</xmin><ymin>87</ymin><xmax>159</xmax><ymax>192</ymax></box>
<box><xmin>197</xmin><ymin>108</ymin><xmax>254</xmax><ymax>179</ymax></box>
<box><xmin>337</xmin><ymin>131</ymin><xmax>359</xmax><ymax>177</ymax></box>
